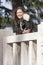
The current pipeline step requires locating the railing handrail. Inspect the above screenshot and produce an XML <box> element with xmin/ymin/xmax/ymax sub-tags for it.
<box><xmin>4</xmin><ymin>32</ymin><xmax>43</xmax><ymax>43</ymax></box>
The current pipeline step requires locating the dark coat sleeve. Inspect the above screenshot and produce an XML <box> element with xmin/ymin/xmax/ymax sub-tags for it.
<box><xmin>13</xmin><ymin>24</ymin><xmax>23</xmax><ymax>34</ymax></box>
<box><xmin>22</xmin><ymin>20</ymin><xmax>32</xmax><ymax>30</ymax></box>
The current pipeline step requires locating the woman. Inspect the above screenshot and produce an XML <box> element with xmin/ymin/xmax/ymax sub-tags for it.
<box><xmin>13</xmin><ymin>7</ymin><xmax>36</xmax><ymax>65</ymax></box>
<box><xmin>13</xmin><ymin>7</ymin><xmax>32</xmax><ymax>34</ymax></box>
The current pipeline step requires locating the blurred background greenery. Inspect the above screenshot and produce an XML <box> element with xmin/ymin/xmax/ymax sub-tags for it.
<box><xmin>0</xmin><ymin>0</ymin><xmax>43</xmax><ymax>29</ymax></box>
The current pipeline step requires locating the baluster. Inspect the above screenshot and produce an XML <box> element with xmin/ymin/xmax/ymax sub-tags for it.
<box><xmin>28</xmin><ymin>41</ymin><xmax>36</xmax><ymax>65</ymax></box>
<box><xmin>21</xmin><ymin>42</ymin><xmax>28</xmax><ymax>65</ymax></box>
<box><xmin>13</xmin><ymin>43</ymin><xmax>21</xmax><ymax>65</ymax></box>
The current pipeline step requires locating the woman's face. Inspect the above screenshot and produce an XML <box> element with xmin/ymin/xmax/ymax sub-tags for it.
<box><xmin>16</xmin><ymin>9</ymin><xmax>24</xmax><ymax>19</ymax></box>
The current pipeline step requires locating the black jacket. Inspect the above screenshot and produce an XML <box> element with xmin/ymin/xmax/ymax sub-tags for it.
<box><xmin>13</xmin><ymin>19</ymin><xmax>32</xmax><ymax>34</ymax></box>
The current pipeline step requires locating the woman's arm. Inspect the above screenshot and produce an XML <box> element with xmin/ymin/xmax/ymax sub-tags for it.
<box><xmin>13</xmin><ymin>24</ymin><xmax>23</xmax><ymax>34</ymax></box>
<box><xmin>22</xmin><ymin>20</ymin><xmax>32</xmax><ymax>34</ymax></box>
<box><xmin>22</xmin><ymin>29</ymin><xmax>31</xmax><ymax>34</ymax></box>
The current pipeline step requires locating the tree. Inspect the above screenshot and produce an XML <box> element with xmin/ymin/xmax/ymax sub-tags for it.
<box><xmin>0</xmin><ymin>0</ymin><xmax>12</xmax><ymax>29</ymax></box>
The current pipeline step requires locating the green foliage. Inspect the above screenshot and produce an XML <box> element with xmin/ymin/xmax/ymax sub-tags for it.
<box><xmin>0</xmin><ymin>16</ymin><xmax>13</xmax><ymax>29</ymax></box>
<box><xmin>0</xmin><ymin>0</ymin><xmax>43</xmax><ymax>29</ymax></box>
<box><xmin>26</xmin><ymin>0</ymin><xmax>43</xmax><ymax>8</ymax></box>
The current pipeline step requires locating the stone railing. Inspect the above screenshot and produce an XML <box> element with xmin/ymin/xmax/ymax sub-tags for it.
<box><xmin>0</xmin><ymin>23</ymin><xmax>43</xmax><ymax>65</ymax></box>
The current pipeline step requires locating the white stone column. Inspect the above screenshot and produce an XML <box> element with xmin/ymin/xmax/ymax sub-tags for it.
<box><xmin>38</xmin><ymin>23</ymin><xmax>43</xmax><ymax>32</ymax></box>
<box><xmin>28</xmin><ymin>41</ymin><xmax>36</xmax><ymax>65</ymax></box>
<box><xmin>3</xmin><ymin>42</ymin><xmax>13</xmax><ymax>65</ymax></box>
<box><xmin>2</xmin><ymin>30</ymin><xmax>13</xmax><ymax>65</ymax></box>
<box><xmin>21</xmin><ymin>42</ymin><xmax>28</xmax><ymax>65</ymax></box>
<box><xmin>37</xmin><ymin>23</ymin><xmax>43</xmax><ymax>65</ymax></box>
<box><xmin>13</xmin><ymin>43</ymin><xmax>21</xmax><ymax>65</ymax></box>
<box><xmin>28</xmin><ymin>41</ymin><xmax>33</xmax><ymax>65</ymax></box>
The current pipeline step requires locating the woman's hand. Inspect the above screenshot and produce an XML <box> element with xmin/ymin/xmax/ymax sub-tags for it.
<box><xmin>22</xmin><ymin>29</ymin><xmax>30</xmax><ymax>34</ymax></box>
<box><xmin>23</xmin><ymin>13</ymin><xmax>30</xmax><ymax>21</ymax></box>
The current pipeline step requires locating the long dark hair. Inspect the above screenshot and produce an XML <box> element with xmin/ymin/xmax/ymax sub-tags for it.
<box><xmin>13</xmin><ymin>6</ymin><xmax>26</xmax><ymax>25</ymax></box>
